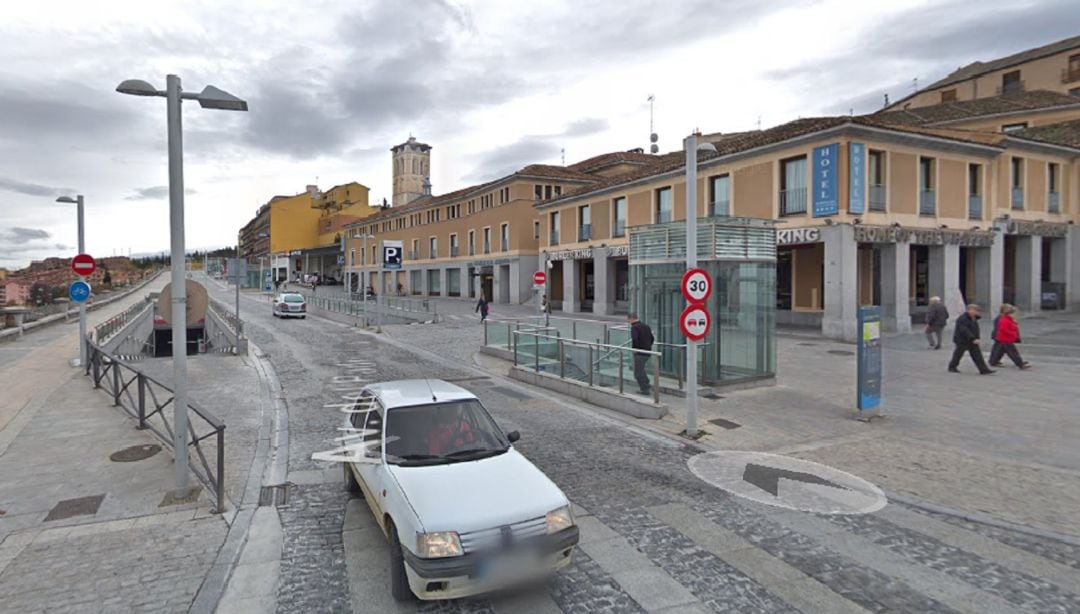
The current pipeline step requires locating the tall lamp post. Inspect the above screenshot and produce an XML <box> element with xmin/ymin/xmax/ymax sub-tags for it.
<box><xmin>684</xmin><ymin>133</ymin><xmax>717</xmax><ymax>438</ymax></box>
<box><xmin>55</xmin><ymin>194</ymin><xmax>86</xmax><ymax>367</ymax></box>
<box><xmin>359</xmin><ymin>233</ymin><xmax>375</xmax><ymax>325</ymax></box>
<box><xmin>116</xmin><ymin>75</ymin><xmax>247</xmax><ymax>493</ymax></box>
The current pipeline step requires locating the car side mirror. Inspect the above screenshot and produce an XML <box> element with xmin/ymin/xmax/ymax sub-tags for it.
<box><xmin>507</xmin><ymin>430</ymin><xmax>521</xmax><ymax>443</ymax></box>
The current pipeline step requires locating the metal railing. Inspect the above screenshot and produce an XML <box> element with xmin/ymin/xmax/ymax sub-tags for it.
<box><xmin>483</xmin><ymin>241</ymin><xmax>491</xmax><ymax>254</ymax></box>
<box><xmin>306</xmin><ymin>292</ymin><xmax>438</xmax><ymax>324</ymax></box>
<box><xmin>512</xmin><ymin>329</ymin><xmax>661</xmax><ymax>404</ymax></box>
<box><xmin>968</xmin><ymin>194</ymin><xmax>983</xmax><ymax>219</ymax></box>
<box><xmin>450</xmin><ymin>246</ymin><xmax>459</xmax><ymax>257</ymax></box>
<box><xmin>93</xmin><ymin>297</ymin><xmax>153</xmax><ymax>344</ymax></box>
<box><xmin>1049</xmin><ymin>191</ymin><xmax>1060</xmax><ymax>213</ymax></box>
<box><xmin>1011</xmin><ymin>187</ymin><xmax>1024</xmax><ymax>210</ymax></box>
<box><xmin>779</xmin><ymin>188</ymin><xmax>807</xmax><ymax>216</ymax></box>
<box><xmin>549</xmin><ymin>231</ymin><xmax>559</xmax><ymax>246</ymax></box>
<box><xmin>613</xmin><ymin>220</ymin><xmax>626</xmax><ymax>237</ymax></box>
<box><xmin>578</xmin><ymin>224</ymin><xmax>592</xmax><ymax>241</ymax></box>
<box><xmin>919</xmin><ymin>190</ymin><xmax>936</xmax><ymax>216</ymax></box>
<box><xmin>708</xmin><ymin>200</ymin><xmax>730</xmax><ymax>217</ymax></box>
<box><xmin>869</xmin><ymin>185</ymin><xmax>887</xmax><ymax>211</ymax></box>
<box><xmin>208</xmin><ymin>299</ymin><xmax>239</xmax><ymax>334</ymax></box>
<box><xmin>85</xmin><ymin>340</ymin><xmax>226</xmax><ymax>513</ymax></box>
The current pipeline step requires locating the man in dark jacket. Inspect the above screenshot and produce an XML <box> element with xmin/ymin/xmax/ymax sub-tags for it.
<box><xmin>628</xmin><ymin>313</ymin><xmax>655</xmax><ymax>394</ymax></box>
<box><xmin>924</xmin><ymin>296</ymin><xmax>948</xmax><ymax>350</ymax></box>
<box><xmin>947</xmin><ymin>304</ymin><xmax>995</xmax><ymax>375</ymax></box>
<box><xmin>475</xmin><ymin>296</ymin><xmax>489</xmax><ymax>322</ymax></box>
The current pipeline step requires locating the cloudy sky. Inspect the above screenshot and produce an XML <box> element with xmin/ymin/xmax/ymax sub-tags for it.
<box><xmin>1</xmin><ymin>0</ymin><xmax>1077</xmax><ymax>269</ymax></box>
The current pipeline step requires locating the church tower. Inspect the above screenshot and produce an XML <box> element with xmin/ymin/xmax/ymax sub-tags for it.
<box><xmin>391</xmin><ymin>136</ymin><xmax>431</xmax><ymax>207</ymax></box>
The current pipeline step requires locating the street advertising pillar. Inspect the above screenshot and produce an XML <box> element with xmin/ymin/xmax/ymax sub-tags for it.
<box><xmin>856</xmin><ymin>306</ymin><xmax>883</xmax><ymax>421</ymax></box>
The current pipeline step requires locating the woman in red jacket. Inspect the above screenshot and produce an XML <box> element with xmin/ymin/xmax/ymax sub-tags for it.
<box><xmin>989</xmin><ymin>304</ymin><xmax>1031</xmax><ymax>369</ymax></box>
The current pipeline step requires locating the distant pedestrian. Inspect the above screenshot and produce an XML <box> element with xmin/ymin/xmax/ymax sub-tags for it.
<box><xmin>476</xmin><ymin>296</ymin><xmax>489</xmax><ymax>322</ymax></box>
<box><xmin>989</xmin><ymin>304</ymin><xmax>1031</xmax><ymax>369</ymax></box>
<box><xmin>628</xmin><ymin>313</ymin><xmax>655</xmax><ymax>395</ymax></box>
<box><xmin>947</xmin><ymin>304</ymin><xmax>995</xmax><ymax>375</ymax></box>
<box><xmin>924</xmin><ymin>296</ymin><xmax>948</xmax><ymax>350</ymax></box>
<box><xmin>541</xmin><ymin>294</ymin><xmax>551</xmax><ymax>327</ymax></box>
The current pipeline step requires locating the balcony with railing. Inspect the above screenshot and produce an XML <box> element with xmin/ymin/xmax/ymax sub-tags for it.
<box><xmin>550</xmin><ymin>230</ymin><xmax>559</xmax><ymax>246</ymax></box>
<box><xmin>1049</xmin><ymin>191</ymin><xmax>1060</xmax><ymax>213</ymax></box>
<box><xmin>919</xmin><ymin>190</ymin><xmax>936</xmax><ymax>216</ymax></box>
<box><xmin>500</xmin><ymin>238</ymin><xmax>508</xmax><ymax>251</ymax></box>
<box><xmin>968</xmin><ymin>195</ymin><xmax>982</xmax><ymax>220</ymax></box>
<box><xmin>408</xmin><ymin>250</ymin><xmax>417</xmax><ymax>260</ymax></box>
<box><xmin>469</xmin><ymin>245</ymin><xmax>475</xmax><ymax>256</ymax></box>
<box><xmin>708</xmin><ymin>200</ymin><xmax>730</xmax><ymax>217</ymax></box>
<box><xmin>869</xmin><ymin>185</ymin><xmax>887</xmax><ymax>211</ymax></box>
<box><xmin>1011</xmin><ymin>187</ymin><xmax>1024</xmax><ymax>210</ymax></box>
<box><xmin>613</xmin><ymin>220</ymin><xmax>626</xmax><ymax>237</ymax></box>
<box><xmin>450</xmin><ymin>246</ymin><xmax>459</xmax><ymax>257</ymax></box>
<box><xmin>779</xmin><ymin>188</ymin><xmax>807</xmax><ymax>216</ymax></box>
<box><xmin>483</xmin><ymin>241</ymin><xmax>491</xmax><ymax>254</ymax></box>
<box><xmin>578</xmin><ymin>224</ymin><xmax>592</xmax><ymax>241</ymax></box>
<box><xmin>656</xmin><ymin>210</ymin><xmax>672</xmax><ymax>223</ymax></box>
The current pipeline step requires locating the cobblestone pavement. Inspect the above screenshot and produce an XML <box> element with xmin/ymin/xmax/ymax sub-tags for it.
<box><xmin>210</xmin><ymin>275</ymin><xmax>1080</xmax><ymax>613</ymax></box>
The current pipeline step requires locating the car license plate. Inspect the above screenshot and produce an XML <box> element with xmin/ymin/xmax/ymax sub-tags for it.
<box><xmin>476</xmin><ymin>550</ymin><xmax>540</xmax><ymax>581</ymax></box>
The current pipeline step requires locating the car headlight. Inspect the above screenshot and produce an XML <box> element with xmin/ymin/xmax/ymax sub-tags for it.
<box><xmin>546</xmin><ymin>505</ymin><xmax>574</xmax><ymax>534</ymax></box>
<box><xmin>416</xmin><ymin>531</ymin><xmax>463</xmax><ymax>558</ymax></box>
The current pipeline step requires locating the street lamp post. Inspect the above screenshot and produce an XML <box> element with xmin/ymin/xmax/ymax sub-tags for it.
<box><xmin>55</xmin><ymin>195</ymin><xmax>86</xmax><ymax>367</ymax></box>
<box><xmin>684</xmin><ymin>133</ymin><xmax>717</xmax><ymax>438</ymax></box>
<box><xmin>117</xmin><ymin>74</ymin><xmax>247</xmax><ymax>493</ymax></box>
<box><xmin>359</xmin><ymin>233</ymin><xmax>374</xmax><ymax>326</ymax></box>
<box><xmin>235</xmin><ymin>231</ymin><xmax>243</xmax><ymax>337</ymax></box>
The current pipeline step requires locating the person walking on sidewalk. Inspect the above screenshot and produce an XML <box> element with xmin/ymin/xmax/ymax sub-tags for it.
<box><xmin>989</xmin><ymin>304</ymin><xmax>1031</xmax><ymax>369</ymax></box>
<box><xmin>628</xmin><ymin>313</ymin><xmax>655</xmax><ymax>395</ymax></box>
<box><xmin>475</xmin><ymin>296</ymin><xmax>489</xmax><ymax>322</ymax></box>
<box><xmin>948</xmin><ymin>304</ymin><xmax>995</xmax><ymax>375</ymax></box>
<box><xmin>924</xmin><ymin>296</ymin><xmax>948</xmax><ymax>350</ymax></box>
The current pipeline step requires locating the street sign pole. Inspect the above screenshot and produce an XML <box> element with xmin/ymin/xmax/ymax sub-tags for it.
<box><xmin>75</xmin><ymin>196</ymin><xmax>86</xmax><ymax>368</ymax></box>
<box><xmin>235</xmin><ymin>236</ymin><xmax>242</xmax><ymax>338</ymax></box>
<box><xmin>685</xmin><ymin>133</ymin><xmax>699</xmax><ymax>437</ymax></box>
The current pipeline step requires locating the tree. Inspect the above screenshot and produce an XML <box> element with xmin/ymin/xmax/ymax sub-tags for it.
<box><xmin>101</xmin><ymin>265</ymin><xmax>112</xmax><ymax>286</ymax></box>
<box><xmin>30</xmin><ymin>282</ymin><xmax>56</xmax><ymax>306</ymax></box>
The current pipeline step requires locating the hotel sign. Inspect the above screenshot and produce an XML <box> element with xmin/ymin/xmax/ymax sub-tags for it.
<box><xmin>548</xmin><ymin>248</ymin><xmax>594</xmax><ymax>261</ymax></box>
<box><xmin>468</xmin><ymin>258</ymin><xmax>513</xmax><ymax>267</ymax></box>
<box><xmin>812</xmin><ymin>143</ymin><xmax>839</xmax><ymax>218</ymax></box>
<box><xmin>776</xmin><ymin>227</ymin><xmax>821</xmax><ymax>245</ymax></box>
<box><xmin>1004</xmin><ymin>220</ymin><xmax>1068</xmax><ymax>237</ymax></box>
<box><xmin>849</xmin><ymin>143</ymin><xmax>865</xmax><ymax>215</ymax></box>
<box><xmin>853</xmin><ymin>226</ymin><xmax>995</xmax><ymax>247</ymax></box>
<box><xmin>607</xmin><ymin>245</ymin><xmax>629</xmax><ymax>257</ymax></box>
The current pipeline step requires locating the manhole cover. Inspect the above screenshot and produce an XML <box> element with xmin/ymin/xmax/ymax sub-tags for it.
<box><xmin>259</xmin><ymin>484</ymin><xmax>290</xmax><ymax>507</ymax></box>
<box><xmin>827</xmin><ymin>350</ymin><xmax>855</xmax><ymax>356</ymax></box>
<box><xmin>45</xmin><ymin>494</ymin><xmax>105</xmax><ymax>522</ymax></box>
<box><xmin>708</xmin><ymin>418</ymin><xmax>741</xmax><ymax>430</ymax></box>
<box><xmin>109</xmin><ymin>444</ymin><xmax>162</xmax><ymax>463</ymax></box>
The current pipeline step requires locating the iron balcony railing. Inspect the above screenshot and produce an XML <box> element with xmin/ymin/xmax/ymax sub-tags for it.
<box><xmin>578</xmin><ymin>224</ymin><xmax>592</xmax><ymax>241</ymax></box>
<box><xmin>779</xmin><ymin>188</ymin><xmax>807</xmax><ymax>216</ymax></box>
<box><xmin>469</xmin><ymin>246</ymin><xmax>476</xmax><ymax>256</ymax></box>
<box><xmin>450</xmin><ymin>246</ymin><xmax>459</xmax><ymax>257</ymax></box>
<box><xmin>968</xmin><ymin>194</ymin><xmax>983</xmax><ymax>220</ymax></box>
<box><xmin>708</xmin><ymin>200</ymin><xmax>730</xmax><ymax>217</ymax></box>
<box><xmin>656</xmin><ymin>210</ymin><xmax>673</xmax><ymax>223</ymax></box>
<box><xmin>483</xmin><ymin>241</ymin><xmax>491</xmax><ymax>254</ymax></box>
<box><xmin>84</xmin><ymin>340</ymin><xmax>226</xmax><ymax>513</ymax></box>
<box><xmin>550</xmin><ymin>231</ymin><xmax>559</xmax><ymax>246</ymax></box>
<box><xmin>408</xmin><ymin>250</ymin><xmax>417</xmax><ymax>260</ymax></box>
<box><xmin>1049</xmin><ymin>191</ymin><xmax>1061</xmax><ymax>213</ymax></box>
<box><xmin>919</xmin><ymin>190</ymin><xmax>936</xmax><ymax>216</ymax></box>
<box><xmin>613</xmin><ymin>220</ymin><xmax>626</xmax><ymax>237</ymax></box>
<box><xmin>1012</xmin><ymin>187</ymin><xmax>1024</xmax><ymax>210</ymax></box>
<box><xmin>869</xmin><ymin>184</ymin><xmax>887</xmax><ymax>211</ymax></box>
<box><xmin>501</xmin><ymin>238</ymin><xmax>508</xmax><ymax>251</ymax></box>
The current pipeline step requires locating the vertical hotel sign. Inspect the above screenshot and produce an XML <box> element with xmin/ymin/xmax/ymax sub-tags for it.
<box><xmin>849</xmin><ymin>142</ymin><xmax>865</xmax><ymax>214</ymax></box>
<box><xmin>812</xmin><ymin>143</ymin><xmax>839</xmax><ymax>217</ymax></box>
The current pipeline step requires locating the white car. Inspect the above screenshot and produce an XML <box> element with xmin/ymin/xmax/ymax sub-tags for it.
<box><xmin>341</xmin><ymin>380</ymin><xmax>578</xmax><ymax>601</ymax></box>
<box><xmin>272</xmin><ymin>293</ymin><xmax>306</xmax><ymax>318</ymax></box>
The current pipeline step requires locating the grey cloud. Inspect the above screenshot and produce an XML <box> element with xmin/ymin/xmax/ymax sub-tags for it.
<box><xmin>0</xmin><ymin>177</ymin><xmax>70</xmax><ymax>197</ymax></box>
<box><xmin>3</xmin><ymin>227</ymin><xmax>51</xmax><ymax>244</ymax></box>
<box><xmin>125</xmin><ymin>186</ymin><xmax>197</xmax><ymax>201</ymax></box>
<box><xmin>562</xmin><ymin>118</ymin><xmax>609</xmax><ymax>137</ymax></box>
<box><xmin>464</xmin><ymin>138</ymin><xmax>562</xmax><ymax>182</ymax></box>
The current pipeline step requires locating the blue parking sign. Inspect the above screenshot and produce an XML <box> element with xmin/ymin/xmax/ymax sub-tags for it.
<box><xmin>69</xmin><ymin>280</ymin><xmax>91</xmax><ymax>303</ymax></box>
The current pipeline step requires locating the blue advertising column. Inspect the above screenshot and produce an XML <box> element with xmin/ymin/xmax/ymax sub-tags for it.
<box><xmin>856</xmin><ymin>305</ymin><xmax>883</xmax><ymax>420</ymax></box>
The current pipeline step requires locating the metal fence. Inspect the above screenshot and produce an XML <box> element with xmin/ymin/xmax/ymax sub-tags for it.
<box><xmin>512</xmin><ymin>329</ymin><xmax>661</xmax><ymax>404</ymax></box>
<box><xmin>93</xmin><ymin>297</ymin><xmax>153</xmax><ymax>344</ymax></box>
<box><xmin>85</xmin><ymin>341</ymin><xmax>226</xmax><ymax>513</ymax></box>
<box><xmin>208</xmin><ymin>298</ymin><xmax>239</xmax><ymax>333</ymax></box>
<box><xmin>304</xmin><ymin>292</ymin><xmax>439</xmax><ymax>324</ymax></box>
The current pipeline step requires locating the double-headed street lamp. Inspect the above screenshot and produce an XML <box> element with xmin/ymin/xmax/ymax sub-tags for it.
<box><xmin>55</xmin><ymin>194</ymin><xmax>86</xmax><ymax>367</ymax></box>
<box><xmin>684</xmin><ymin>133</ymin><xmax>717</xmax><ymax>438</ymax></box>
<box><xmin>117</xmin><ymin>75</ymin><xmax>247</xmax><ymax>493</ymax></box>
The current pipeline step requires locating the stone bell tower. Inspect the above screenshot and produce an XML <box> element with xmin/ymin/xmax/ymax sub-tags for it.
<box><xmin>391</xmin><ymin>136</ymin><xmax>431</xmax><ymax>207</ymax></box>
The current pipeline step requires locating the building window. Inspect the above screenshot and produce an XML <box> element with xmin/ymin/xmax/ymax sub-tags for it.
<box><xmin>708</xmin><ymin>175</ymin><xmax>730</xmax><ymax>217</ymax></box>
<box><xmin>1001</xmin><ymin>70</ymin><xmax>1022</xmax><ymax>94</ymax></box>
<box><xmin>349</xmin><ymin>249</ymin><xmax>355</xmax><ymax>266</ymax></box>
<box><xmin>429</xmin><ymin>237</ymin><xmax>437</xmax><ymax>259</ymax></box>
<box><xmin>544</xmin><ymin>185</ymin><xmax>553</xmax><ymax>199</ymax></box>
<box><xmin>468</xmin><ymin>230</ymin><xmax>475</xmax><ymax>256</ymax></box>
<box><xmin>1067</xmin><ymin>53</ymin><xmax>1080</xmax><ymax>83</ymax></box>
<box><xmin>1002</xmin><ymin>122</ymin><xmax>1028</xmax><ymax>133</ymax></box>
<box><xmin>1011</xmin><ymin>157</ymin><xmax>1024</xmax><ymax>209</ymax></box>
<box><xmin>449</xmin><ymin>233</ymin><xmax>459</xmax><ymax>257</ymax></box>
<box><xmin>578</xmin><ymin>204</ymin><xmax>591</xmax><ymax>241</ymax></box>
<box><xmin>940</xmin><ymin>89</ymin><xmax>957</xmax><ymax>103</ymax></box>
<box><xmin>655</xmin><ymin>187</ymin><xmax>673</xmax><ymax>223</ymax></box>
<box><xmin>500</xmin><ymin>223</ymin><xmax>509</xmax><ymax>251</ymax></box>
<box><xmin>919</xmin><ymin>156</ymin><xmax>936</xmax><ymax>215</ymax></box>
<box><xmin>612</xmin><ymin>197</ymin><xmax>627</xmax><ymax>237</ymax></box>
<box><xmin>779</xmin><ymin>156</ymin><xmax>807</xmax><ymax>216</ymax></box>
<box><xmin>533</xmin><ymin>221</ymin><xmax>540</xmax><ymax>239</ymax></box>
<box><xmin>1048</xmin><ymin>162</ymin><xmax>1060</xmax><ymax>213</ymax></box>
<box><xmin>968</xmin><ymin>164</ymin><xmax>983</xmax><ymax>220</ymax></box>
<box><xmin>554</xmin><ymin>185</ymin><xmax>562</xmax><ymax>197</ymax></box>
<box><xmin>868</xmin><ymin>150</ymin><xmax>886</xmax><ymax>211</ymax></box>
<box><xmin>534</xmin><ymin>185</ymin><xmax>543</xmax><ymax>200</ymax></box>
<box><xmin>483</xmin><ymin>227</ymin><xmax>491</xmax><ymax>254</ymax></box>
<box><xmin>550</xmin><ymin>211</ymin><xmax>560</xmax><ymax>245</ymax></box>
<box><xmin>410</xmin><ymin>239</ymin><xmax>419</xmax><ymax>260</ymax></box>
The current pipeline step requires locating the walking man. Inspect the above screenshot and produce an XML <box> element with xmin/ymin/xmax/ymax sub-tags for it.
<box><xmin>475</xmin><ymin>296</ymin><xmax>489</xmax><ymax>322</ymax></box>
<box><xmin>948</xmin><ymin>304</ymin><xmax>995</xmax><ymax>375</ymax></box>
<box><xmin>628</xmin><ymin>313</ymin><xmax>654</xmax><ymax>395</ymax></box>
<box><xmin>924</xmin><ymin>296</ymin><xmax>948</xmax><ymax>350</ymax></box>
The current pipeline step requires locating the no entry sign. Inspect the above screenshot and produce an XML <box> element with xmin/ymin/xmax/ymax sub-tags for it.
<box><xmin>681</xmin><ymin>268</ymin><xmax>711</xmax><ymax>304</ymax></box>
<box><xmin>533</xmin><ymin>271</ymin><xmax>547</xmax><ymax>285</ymax></box>
<box><xmin>679</xmin><ymin>304</ymin><xmax>711</xmax><ymax>342</ymax></box>
<box><xmin>71</xmin><ymin>253</ymin><xmax>96</xmax><ymax>277</ymax></box>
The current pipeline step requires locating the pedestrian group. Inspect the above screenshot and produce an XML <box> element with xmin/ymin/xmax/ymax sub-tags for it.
<box><xmin>927</xmin><ymin>297</ymin><xmax>1032</xmax><ymax>374</ymax></box>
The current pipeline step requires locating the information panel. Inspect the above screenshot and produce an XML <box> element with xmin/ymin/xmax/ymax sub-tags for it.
<box><xmin>856</xmin><ymin>306</ymin><xmax>882</xmax><ymax>413</ymax></box>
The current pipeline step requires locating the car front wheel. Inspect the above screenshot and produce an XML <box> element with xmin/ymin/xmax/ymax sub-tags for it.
<box><xmin>389</xmin><ymin>522</ymin><xmax>414</xmax><ymax>602</ymax></box>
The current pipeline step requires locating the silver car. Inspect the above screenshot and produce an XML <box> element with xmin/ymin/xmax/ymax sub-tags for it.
<box><xmin>272</xmin><ymin>292</ymin><xmax>307</xmax><ymax>318</ymax></box>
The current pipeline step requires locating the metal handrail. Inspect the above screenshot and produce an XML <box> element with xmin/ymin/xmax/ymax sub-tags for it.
<box><xmin>93</xmin><ymin>297</ymin><xmax>153</xmax><ymax>344</ymax></box>
<box><xmin>84</xmin><ymin>340</ymin><xmax>226</xmax><ymax>513</ymax></box>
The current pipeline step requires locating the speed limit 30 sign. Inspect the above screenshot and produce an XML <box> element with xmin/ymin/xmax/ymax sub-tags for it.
<box><xmin>681</xmin><ymin>268</ymin><xmax>711</xmax><ymax>304</ymax></box>
<box><xmin>680</xmin><ymin>305</ymin><xmax>710</xmax><ymax>342</ymax></box>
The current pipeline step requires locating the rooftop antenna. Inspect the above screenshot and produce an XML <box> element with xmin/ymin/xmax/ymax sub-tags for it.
<box><xmin>912</xmin><ymin>77</ymin><xmax>918</xmax><ymax>93</ymax></box>
<box><xmin>884</xmin><ymin>93</ymin><xmax>890</xmax><ymax>107</ymax></box>
<box><xmin>647</xmin><ymin>94</ymin><xmax>659</xmax><ymax>154</ymax></box>
<box><xmin>756</xmin><ymin>115</ymin><xmax>761</xmax><ymax>130</ymax></box>
<box><xmin>560</xmin><ymin>147</ymin><xmax>566</xmax><ymax>165</ymax></box>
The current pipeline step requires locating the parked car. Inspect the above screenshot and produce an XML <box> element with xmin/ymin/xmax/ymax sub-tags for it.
<box><xmin>342</xmin><ymin>380</ymin><xmax>578</xmax><ymax>601</ymax></box>
<box><xmin>272</xmin><ymin>293</ymin><xmax>306</xmax><ymax>318</ymax></box>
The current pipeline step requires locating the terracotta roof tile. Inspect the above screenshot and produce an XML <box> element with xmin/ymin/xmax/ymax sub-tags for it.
<box><xmin>1010</xmin><ymin>119</ymin><xmax>1080</xmax><ymax>148</ymax></box>
<box><xmin>567</xmin><ymin>151</ymin><xmax>663</xmax><ymax>173</ymax></box>
<box><xmin>874</xmin><ymin>90</ymin><xmax>1080</xmax><ymax>126</ymax></box>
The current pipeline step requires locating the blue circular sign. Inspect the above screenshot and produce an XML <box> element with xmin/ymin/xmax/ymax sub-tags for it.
<box><xmin>69</xmin><ymin>280</ymin><xmax>91</xmax><ymax>303</ymax></box>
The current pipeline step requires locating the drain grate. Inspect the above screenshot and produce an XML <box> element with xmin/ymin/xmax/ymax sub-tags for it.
<box><xmin>828</xmin><ymin>350</ymin><xmax>855</xmax><ymax>356</ymax></box>
<box><xmin>488</xmin><ymin>385</ymin><xmax>532</xmax><ymax>401</ymax></box>
<box><xmin>708</xmin><ymin>418</ymin><xmax>742</xmax><ymax>430</ymax></box>
<box><xmin>45</xmin><ymin>494</ymin><xmax>105</xmax><ymax>522</ymax></box>
<box><xmin>109</xmin><ymin>444</ymin><xmax>162</xmax><ymax>463</ymax></box>
<box><xmin>259</xmin><ymin>484</ymin><xmax>290</xmax><ymax>507</ymax></box>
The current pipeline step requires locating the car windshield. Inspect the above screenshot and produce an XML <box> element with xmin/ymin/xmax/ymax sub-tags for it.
<box><xmin>385</xmin><ymin>399</ymin><xmax>510</xmax><ymax>466</ymax></box>
<box><xmin>283</xmin><ymin>294</ymin><xmax>304</xmax><ymax>303</ymax></box>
